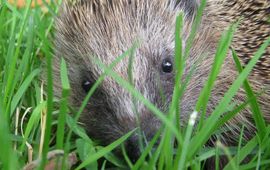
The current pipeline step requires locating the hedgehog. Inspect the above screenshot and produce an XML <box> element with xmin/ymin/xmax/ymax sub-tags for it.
<box><xmin>50</xmin><ymin>0</ymin><xmax>270</xmax><ymax>168</ymax></box>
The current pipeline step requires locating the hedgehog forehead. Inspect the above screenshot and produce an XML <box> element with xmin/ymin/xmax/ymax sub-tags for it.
<box><xmin>66</xmin><ymin>0</ymin><xmax>179</xmax><ymax>76</ymax></box>
<box><xmin>81</xmin><ymin>3</ymin><xmax>176</xmax><ymax>44</ymax></box>
<box><xmin>66</xmin><ymin>0</ymin><xmax>180</xmax><ymax>45</ymax></box>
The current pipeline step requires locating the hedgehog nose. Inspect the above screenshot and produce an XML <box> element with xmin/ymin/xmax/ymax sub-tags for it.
<box><xmin>126</xmin><ymin>135</ymin><xmax>141</xmax><ymax>163</ymax></box>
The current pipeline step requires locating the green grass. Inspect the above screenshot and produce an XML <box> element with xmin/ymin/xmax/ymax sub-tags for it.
<box><xmin>1</xmin><ymin>0</ymin><xmax>270</xmax><ymax>169</ymax></box>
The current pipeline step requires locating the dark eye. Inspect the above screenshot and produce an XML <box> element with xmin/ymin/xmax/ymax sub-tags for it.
<box><xmin>82</xmin><ymin>80</ymin><xmax>92</xmax><ymax>93</ymax></box>
<box><xmin>161</xmin><ymin>58</ymin><xmax>173</xmax><ymax>73</ymax></box>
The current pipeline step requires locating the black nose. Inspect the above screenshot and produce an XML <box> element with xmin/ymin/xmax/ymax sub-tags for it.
<box><xmin>125</xmin><ymin>135</ymin><xmax>141</xmax><ymax>163</ymax></box>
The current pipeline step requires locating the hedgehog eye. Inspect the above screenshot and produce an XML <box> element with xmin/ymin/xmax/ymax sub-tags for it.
<box><xmin>161</xmin><ymin>58</ymin><xmax>173</xmax><ymax>73</ymax></box>
<box><xmin>82</xmin><ymin>80</ymin><xmax>92</xmax><ymax>93</ymax></box>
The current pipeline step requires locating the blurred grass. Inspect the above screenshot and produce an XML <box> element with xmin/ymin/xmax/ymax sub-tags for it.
<box><xmin>0</xmin><ymin>0</ymin><xmax>270</xmax><ymax>169</ymax></box>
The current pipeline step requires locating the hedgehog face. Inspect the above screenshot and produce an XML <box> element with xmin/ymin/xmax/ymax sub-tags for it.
<box><xmin>52</xmin><ymin>0</ymin><xmax>190</xmax><ymax>158</ymax></box>
<box><xmin>52</xmin><ymin>0</ymin><xmax>270</xmax><ymax>163</ymax></box>
<box><xmin>51</xmin><ymin>0</ymin><xmax>215</xmax><ymax>160</ymax></box>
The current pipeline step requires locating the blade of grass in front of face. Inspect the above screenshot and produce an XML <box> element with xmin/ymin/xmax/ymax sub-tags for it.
<box><xmin>127</xmin><ymin>44</ymin><xmax>145</xmax><ymax>155</ymax></box>
<box><xmin>194</xmin><ymin>146</ymin><xmax>242</xmax><ymax>163</ymax></box>
<box><xmin>147</xmin><ymin>129</ymin><xmax>164</xmax><ymax>169</ymax></box>
<box><xmin>190</xmin><ymin>147</ymin><xmax>216</xmax><ymax>163</ymax></box>
<box><xmin>236</xmin><ymin>125</ymin><xmax>245</xmax><ymax>167</ymax></box>
<box><xmin>173</xmin><ymin>57</ymin><xmax>209</xmax><ymax>169</ymax></box>
<box><xmin>215</xmin><ymin>101</ymin><xmax>249</xmax><ymax>131</ymax></box>
<box><xmin>160</xmin><ymin>131</ymin><xmax>173</xmax><ymax>169</ymax></box>
<box><xmin>256</xmin><ymin>148</ymin><xmax>262</xmax><ymax>170</ymax></box>
<box><xmin>188</xmin><ymin>37</ymin><xmax>270</xmax><ymax>160</ymax></box>
<box><xmin>128</xmin><ymin>43</ymin><xmax>136</xmax><ymax>86</ymax></box>
<box><xmin>158</xmin><ymin>152</ymin><xmax>165</xmax><ymax>170</ymax></box>
<box><xmin>121</xmin><ymin>144</ymin><xmax>133</xmax><ymax>169</ymax></box>
<box><xmin>223</xmin><ymin>136</ymin><xmax>258</xmax><ymax>170</ymax></box>
<box><xmin>246</xmin><ymin>130</ymin><xmax>270</xmax><ymax>169</ymax></box>
<box><xmin>183</xmin><ymin>0</ymin><xmax>206</xmax><ymax>60</ymax></box>
<box><xmin>132</xmin><ymin>127</ymin><xmax>162</xmax><ymax>170</ymax></box>
<box><xmin>170</xmin><ymin>13</ymin><xmax>183</xmax><ymax>132</ymax></box>
<box><xmin>170</xmin><ymin>4</ymin><xmax>208</xmax><ymax>164</ymax></box>
<box><xmin>103</xmin><ymin>152</ymin><xmax>127</xmax><ymax>168</ymax></box>
<box><xmin>162</xmin><ymin>13</ymin><xmax>184</xmax><ymax>169</ymax></box>
<box><xmin>177</xmin><ymin>111</ymin><xmax>198</xmax><ymax>169</ymax></box>
<box><xmin>231</xmin><ymin>49</ymin><xmax>266</xmax><ymax>138</ymax></box>
<box><xmin>216</xmin><ymin>141</ymin><xmax>238</xmax><ymax>170</ymax></box>
<box><xmin>75</xmin><ymin>129</ymin><xmax>136</xmax><ymax>170</ymax></box>
<box><xmin>162</xmin><ymin>14</ymin><xmax>183</xmax><ymax>169</ymax></box>
<box><xmin>101</xmin><ymin>160</ymin><xmax>107</xmax><ymax>170</ymax></box>
<box><xmin>196</xmin><ymin>23</ymin><xmax>237</xmax><ymax>130</ymax></box>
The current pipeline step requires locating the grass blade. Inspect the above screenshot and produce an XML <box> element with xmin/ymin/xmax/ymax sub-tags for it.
<box><xmin>231</xmin><ymin>49</ymin><xmax>266</xmax><ymax>138</ymax></box>
<box><xmin>188</xmin><ymin>37</ymin><xmax>270</xmax><ymax>161</ymax></box>
<box><xmin>56</xmin><ymin>58</ymin><xmax>70</xmax><ymax>149</ymax></box>
<box><xmin>75</xmin><ymin>129</ymin><xmax>136</xmax><ymax>170</ymax></box>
